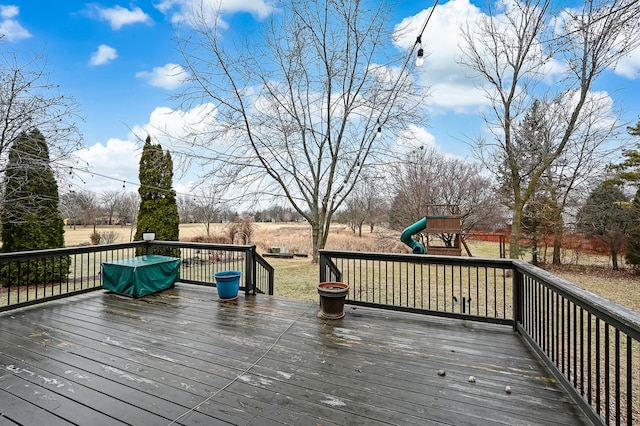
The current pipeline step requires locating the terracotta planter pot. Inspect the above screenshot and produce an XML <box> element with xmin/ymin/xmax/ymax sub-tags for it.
<box><xmin>317</xmin><ymin>282</ymin><xmax>349</xmax><ymax>319</ymax></box>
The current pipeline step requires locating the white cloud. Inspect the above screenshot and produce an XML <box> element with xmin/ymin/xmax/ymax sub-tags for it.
<box><xmin>89</xmin><ymin>44</ymin><xmax>118</xmax><ymax>66</ymax></box>
<box><xmin>94</xmin><ymin>5</ymin><xmax>151</xmax><ymax>30</ymax></box>
<box><xmin>71</xmin><ymin>138</ymin><xmax>141</xmax><ymax>192</ymax></box>
<box><xmin>71</xmin><ymin>104</ymin><xmax>223</xmax><ymax>194</ymax></box>
<box><xmin>0</xmin><ymin>4</ymin><xmax>18</xmax><ymax>19</ymax></box>
<box><xmin>395</xmin><ymin>125</ymin><xmax>438</xmax><ymax>152</ymax></box>
<box><xmin>615</xmin><ymin>49</ymin><xmax>640</xmax><ymax>79</ymax></box>
<box><xmin>77</xmin><ymin>138</ymin><xmax>140</xmax><ymax>171</ymax></box>
<box><xmin>0</xmin><ymin>5</ymin><xmax>31</xmax><ymax>41</ymax></box>
<box><xmin>130</xmin><ymin>104</ymin><xmax>219</xmax><ymax>147</ymax></box>
<box><xmin>394</xmin><ymin>0</ymin><xmax>570</xmax><ymax>113</ymax></box>
<box><xmin>156</xmin><ymin>0</ymin><xmax>274</xmax><ymax>27</ymax></box>
<box><xmin>394</xmin><ymin>0</ymin><xmax>491</xmax><ymax>112</ymax></box>
<box><xmin>135</xmin><ymin>64</ymin><xmax>190</xmax><ymax>90</ymax></box>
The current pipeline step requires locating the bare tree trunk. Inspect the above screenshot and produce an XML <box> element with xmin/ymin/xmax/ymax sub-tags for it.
<box><xmin>611</xmin><ymin>249</ymin><xmax>619</xmax><ymax>271</ymax></box>
<box><xmin>509</xmin><ymin>212</ymin><xmax>523</xmax><ymax>260</ymax></box>
<box><xmin>552</xmin><ymin>225</ymin><xmax>562</xmax><ymax>265</ymax></box>
<box><xmin>509</xmin><ymin>197</ymin><xmax>525</xmax><ymax>259</ymax></box>
<box><xmin>173</xmin><ymin>0</ymin><xmax>422</xmax><ymax>265</ymax></box>
<box><xmin>311</xmin><ymin>224</ymin><xmax>321</xmax><ymax>264</ymax></box>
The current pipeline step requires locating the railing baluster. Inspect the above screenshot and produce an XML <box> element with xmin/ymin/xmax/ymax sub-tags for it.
<box><xmin>615</xmin><ymin>329</ymin><xmax>620</xmax><ymax>426</ymax></box>
<box><xmin>435</xmin><ymin>263</ymin><xmax>439</xmax><ymax>310</ymax></box>
<box><xmin>574</xmin><ymin>303</ymin><xmax>578</xmax><ymax>388</ymax></box>
<box><xmin>627</xmin><ymin>335</ymin><xmax>632</xmax><ymax>426</ymax></box>
<box><xmin>588</xmin><ymin>312</ymin><xmax>592</xmax><ymax>405</ymax></box>
<box><xmin>606</xmin><ymin>325</ymin><xmax>610</xmax><ymax>424</ymax></box>
<box><xmin>580</xmin><ymin>307</ymin><xmax>584</xmax><ymax>396</ymax></box>
<box><xmin>596</xmin><ymin>317</ymin><xmax>602</xmax><ymax>416</ymax></box>
<box><xmin>560</xmin><ymin>297</ymin><xmax>569</xmax><ymax>374</ymax></box>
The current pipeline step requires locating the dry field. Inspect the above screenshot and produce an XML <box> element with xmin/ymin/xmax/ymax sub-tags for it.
<box><xmin>63</xmin><ymin>222</ymin><xmax>640</xmax><ymax>312</ymax></box>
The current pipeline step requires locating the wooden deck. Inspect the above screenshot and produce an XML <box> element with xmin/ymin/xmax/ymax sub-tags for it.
<box><xmin>0</xmin><ymin>283</ymin><xmax>589</xmax><ymax>425</ymax></box>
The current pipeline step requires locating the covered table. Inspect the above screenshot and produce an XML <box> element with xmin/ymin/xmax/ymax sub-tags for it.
<box><xmin>102</xmin><ymin>255</ymin><xmax>181</xmax><ymax>298</ymax></box>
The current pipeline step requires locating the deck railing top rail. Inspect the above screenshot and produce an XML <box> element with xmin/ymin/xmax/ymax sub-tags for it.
<box><xmin>320</xmin><ymin>249</ymin><xmax>513</xmax><ymax>267</ymax></box>
<box><xmin>513</xmin><ymin>259</ymin><xmax>640</xmax><ymax>339</ymax></box>
<box><xmin>0</xmin><ymin>241</ymin><xmax>145</xmax><ymax>260</ymax></box>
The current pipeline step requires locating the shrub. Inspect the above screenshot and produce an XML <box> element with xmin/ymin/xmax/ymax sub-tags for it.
<box><xmin>90</xmin><ymin>231</ymin><xmax>101</xmax><ymax>245</ymax></box>
<box><xmin>226</xmin><ymin>217</ymin><xmax>255</xmax><ymax>244</ymax></box>
<box><xmin>100</xmin><ymin>231</ymin><xmax>119</xmax><ymax>244</ymax></box>
<box><xmin>0</xmin><ymin>256</ymin><xmax>71</xmax><ymax>287</ymax></box>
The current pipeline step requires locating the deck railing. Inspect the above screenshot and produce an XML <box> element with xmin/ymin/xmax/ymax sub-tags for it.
<box><xmin>320</xmin><ymin>250</ymin><xmax>514</xmax><ymax>324</ymax></box>
<box><xmin>0</xmin><ymin>241</ymin><xmax>274</xmax><ymax>312</ymax></box>
<box><xmin>514</xmin><ymin>260</ymin><xmax>640</xmax><ymax>426</ymax></box>
<box><xmin>320</xmin><ymin>249</ymin><xmax>640</xmax><ymax>426</ymax></box>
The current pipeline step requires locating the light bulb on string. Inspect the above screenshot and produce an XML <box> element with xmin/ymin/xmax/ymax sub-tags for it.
<box><xmin>416</xmin><ymin>48</ymin><xmax>424</xmax><ymax>67</ymax></box>
<box><xmin>416</xmin><ymin>35</ymin><xmax>424</xmax><ymax>67</ymax></box>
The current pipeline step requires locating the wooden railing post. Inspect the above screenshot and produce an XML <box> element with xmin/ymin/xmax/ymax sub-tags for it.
<box><xmin>319</xmin><ymin>250</ymin><xmax>327</xmax><ymax>283</ymax></box>
<box><xmin>512</xmin><ymin>265</ymin><xmax>523</xmax><ymax>332</ymax></box>
<box><xmin>245</xmin><ymin>245</ymin><xmax>256</xmax><ymax>295</ymax></box>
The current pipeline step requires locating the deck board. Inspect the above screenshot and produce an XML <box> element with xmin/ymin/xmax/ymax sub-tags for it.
<box><xmin>0</xmin><ymin>284</ymin><xmax>589</xmax><ymax>425</ymax></box>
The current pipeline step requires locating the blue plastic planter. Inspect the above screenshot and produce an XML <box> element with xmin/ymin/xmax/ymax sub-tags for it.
<box><xmin>214</xmin><ymin>270</ymin><xmax>241</xmax><ymax>300</ymax></box>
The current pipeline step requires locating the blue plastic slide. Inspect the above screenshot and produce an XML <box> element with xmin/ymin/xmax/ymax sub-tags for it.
<box><xmin>400</xmin><ymin>217</ymin><xmax>427</xmax><ymax>254</ymax></box>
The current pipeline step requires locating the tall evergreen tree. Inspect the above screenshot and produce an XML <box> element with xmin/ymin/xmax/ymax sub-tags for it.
<box><xmin>577</xmin><ymin>181</ymin><xmax>630</xmax><ymax>270</ymax></box>
<box><xmin>611</xmin><ymin>118</ymin><xmax>640</xmax><ymax>267</ymax></box>
<box><xmin>627</xmin><ymin>190</ymin><xmax>640</xmax><ymax>268</ymax></box>
<box><xmin>134</xmin><ymin>136</ymin><xmax>180</xmax><ymax>256</ymax></box>
<box><xmin>1</xmin><ymin>129</ymin><xmax>69</xmax><ymax>285</ymax></box>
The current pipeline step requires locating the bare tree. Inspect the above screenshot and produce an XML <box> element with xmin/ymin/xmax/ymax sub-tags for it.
<box><xmin>117</xmin><ymin>192</ymin><xmax>139</xmax><ymax>241</ymax></box>
<box><xmin>546</xmin><ymin>95</ymin><xmax>618</xmax><ymax>264</ymax></box>
<box><xmin>177</xmin><ymin>195</ymin><xmax>197</xmax><ymax>224</ymax></box>
<box><xmin>100</xmin><ymin>190</ymin><xmax>122</xmax><ymax>225</ymax></box>
<box><xmin>174</xmin><ymin>0</ymin><xmax>423</xmax><ymax>262</ymax></box>
<box><xmin>193</xmin><ymin>185</ymin><xmax>226</xmax><ymax>236</ymax></box>
<box><xmin>460</xmin><ymin>0</ymin><xmax>640</xmax><ymax>258</ymax></box>
<box><xmin>577</xmin><ymin>180</ymin><xmax>631</xmax><ymax>270</ymax></box>
<box><xmin>59</xmin><ymin>189</ymin><xmax>100</xmax><ymax>226</ymax></box>
<box><xmin>388</xmin><ymin>145</ymin><xmax>502</xmax><ymax>235</ymax></box>
<box><xmin>341</xmin><ymin>174</ymin><xmax>387</xmax><ymax>237</ymax></box>
<box><xmin>0</xmin><ymin>45</ymin><xmax>82</xmax><ymax>177</ymax></box>
<box><xmin>388</xmin><ymin>146</ymin><xmax>442</xmax><ymax>231</ymax></box>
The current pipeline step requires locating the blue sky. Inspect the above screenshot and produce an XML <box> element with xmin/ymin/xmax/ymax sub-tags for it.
<box><xmin>3</xmin><ymin>0</ymin><xmax>640</xmax><ymax>196</ymax></box>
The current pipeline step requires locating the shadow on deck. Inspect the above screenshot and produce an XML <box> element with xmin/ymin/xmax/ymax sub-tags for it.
<box><xmin>0</xmin><ymin>283</ymin><xmax>588</xmax><ymax>425</ymax></box>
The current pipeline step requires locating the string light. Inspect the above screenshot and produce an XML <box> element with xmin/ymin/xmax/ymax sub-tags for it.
<box><xmin>414</xmin><ymin>1</ymin><xmax>440</xmax><ymax>67</ymax></box>
<box><xmin>371</xmin><ymin>0</ymin><xmax>439</xmax><ymax>143</ymax></box>
<box><xmin>62</xmin><ymin>165</ymin><xmax>253</xmax><ymax>205</ymax></box>
<box><xmin>416</xmin><ymin>36</ymin><xmax>424</xmax><ymax>67</ymax></box>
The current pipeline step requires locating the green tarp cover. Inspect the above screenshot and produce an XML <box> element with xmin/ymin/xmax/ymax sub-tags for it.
<box><xmin>102</xmin><ymin>255</ymin><xmax>181</xmax><ymax>298</ymax></box>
